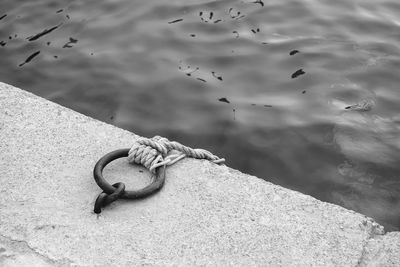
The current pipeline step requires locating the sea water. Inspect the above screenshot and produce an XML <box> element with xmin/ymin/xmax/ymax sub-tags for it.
<box><xmin>1</xmin><ymin>0</ymin><xmax>399</xmax><ymax>230</ymax></box>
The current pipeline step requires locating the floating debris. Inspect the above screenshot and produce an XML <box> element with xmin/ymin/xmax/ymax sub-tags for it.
<box><xmin>184</xmin><ymin>67</ymin><xmax>199</xmax><ymax>76</ymax></box>
<box><xmin>233</xmin><ymin>108</ymin><xmax>236</xmax><ymax>120</ymax></box>
<box><xmin>199</xmin><ymin>11</ymin><xmax>220</xmax><ymax>23</ymax></box>
<box><xmin>261</xmin><ymin>42</ymin><xmax>268</xmax><ymax>45</ymax></box>
<box><xmin>63</xmin><ymin>37</ymin><xmax>78</xmax><ymax>48</ymax></box>
<box><xmin>302</xmin><ymin>90</ymin><xmax>306</xmax><ymax>94</ymax></box>
<box><xmin>47</xmin><ymin>41</ymin><xmax>51</xmax><ymax>46</ymax></box>
<box><xmin>251</xmin><ymin>28</ymin><xmax>260</xmax><ymax>34</ymax></box>
<box><xmin>228</xmin><ymin>8</ymin><xmax>236</xmax><ymax>17</ymax></box>
<box><xmin>190</xmin><ymin>34</ymin><xmax>196</xmax><ymax>37</ymax></box>
<box><xmin>27</xmin><ymin>24</ymin><xmax>62</xmax><ymax>41</ymax></box>
<box><xmin>66</xmin><ymin>14</ymin><xmax>70</xmax><ymax>19</ymax></box>
<box><xmin>264</xmin><ymin>104</ymin><xmax>272</xmax><ymax>107</ymax></box>
<box><xmin>0</xmin><ymin>41</ymin><xmax>6</xmax><ymax>47</ymax></box>
<box><xmin>187</xmin><ymin>68</ymin><xmax>199</xmax><ymax>76</ymax></box>
<box><xmin>253</xmin><ymin>0</ymin><xmax>265</xmax><ymax>7</ymax></box>
<box><xmin>168</xmin><ymin>18</ymin><xmax>183</xmax><ymax>24</ymax></box>
<box><xmin>345</xmin><ymin>99</ymin><xmax>374</xmax><ymax>111</ymax></box>
<box><xmin>54</xmin><ymin>55</ymin><xmax>58</xmax><ymax>58</ymax></box>
<box><xmin>0</xmin><ymin>14</ymin><xmax>7</xmax><ymax>21</ymax></box>
<box><xmin>218</xmin><ymin>97</ymin><xmax>230</xmax><ymax>104</ymax></box>
<box><xmin>199</xmin><ymin>11</ymin><xmax>206</xmax><ymax>22</ymax></box>
<box><xmin>229</xmin><ymin>8</ymin><xmax>245</xmax><ymax>19</ymax></box>
<box><xmin>197</xmin><ymin>78</ymin><xmax>206</xmax><ymax>82</ymax></box>
<box><xmin>19</xmin><ymin>51</ymin><xmax>40</xmax><ymax>67</ymax></box>
<box><xmin>291</xmin><ymin>69</ymin><xmax>305</xmax><ymax>79</ymax></box>
<box><xmin>290</xmin><ymin>50</ymin><xmax>299</xmax><ymax>56</ymax></box>
<box><xmin>251</xmin><ymin>103</ymin><xmax>256</xmax><ymax>106</ymax></box>
<box><xmin>56</xmin><ymin>9</ymin><xmax>63</xmax><ymax>13</ymax></box>
<box><xmin>233</xmin><ymin>31</ymin><xmax>239</xmax><ymax>38</ymax></box>
<box><xmin>211</xmin><ymin>71</ymin><xmax>223</xmax><ymax>81</ymax></box>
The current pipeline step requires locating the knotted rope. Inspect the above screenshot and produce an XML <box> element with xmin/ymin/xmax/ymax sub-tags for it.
<box><xmin>127</xmin><ymin>136</ymin><xmax>225</xmax><ymax>173</ymax></box>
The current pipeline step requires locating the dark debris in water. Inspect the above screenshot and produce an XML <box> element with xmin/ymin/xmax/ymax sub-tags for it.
<box><xmin>218</xmin><ymin>97</ymin><xmax>230</xmax><ymax>103</ymax></box>
<box><xmin>179</xmin><ymin>62</ymin><xmax>224</xmax><ymax>83</ymax></box>
<box><xmin>190</xmin><ymin>34</ymin><xmax>196</xmax><ymax>37</ymax></box>
<box><xmin>291</xmin><ymin>69</ymin><xmax>305</xmax><ymax>79</ymax></box>
<box><xmin>253</xmin><ymin>0</ymin><xmax>265</xmax><ymax>7</ymax></box>
<box><xmin>56</xmin><ymin>9</ymin><xmax>63</xmax><ymax>13</ymax></box>
<box><xmin>251</xmin><ymin>28</ymin><xmax>260</xmax><ymax>34</ymax></box>
<box><xmin>199</xmin><ymin>11</ymin><xmax>221</xmax><ymax>23</ymax></box>
<box><xmin>290</xmin><ymin>50</ymin><xmax>299</xmax><ymax>56</ymax></box>
<box><xmin>0</xmin><ymin>41</ymin><xmax>6</xmax><ymax>47</ymax></box>
<box><xmin>168</xmin><ymin>18</ymin><xmax>183</xmax><ymax>24</ymax></box>
<box><xmin>19</xmin><ymin>51</ymin><xmax>40</xmax><ymax>67</ymax></box>
<box><xmin>211</xmin><ymin>71</ymin><xmax>223</xmax><ymax>81</ymax></box>
<box><xmin>185</xmin><ymin>67</ymin><xmax>199</xmax><ymax>76</ymax></box>
<box><xmin>179</xmin><ymin>63</ymin><xmax>199</xmax><ymax>77</ymax></box>
<box><xmin>343</xmin><ymin>100</ymin><xmax>374</xmax><ymax>111</ymax></box>
<box><xmin>233</xmin><ymin>31</ymin><xmax>239</xmax><ymax>38</ymax></box>
<box><xmin>228</xmin><ymin>8</ymin><xmax>243</xmax><ymax>19</ymax></box>
<box><xmin>63</xmin><ymin>37</ymin><xmax>78</xmax><ymax>48</ymax></box>
<box><xmin>251</xmin><ymin>103</ymin><xmax>272</xmax><ymax>107</ymax></box>
<box><xmin>27</xmin><ymin>24</ymin><xmax>62</xmax><ymax>41</ymax></box>
<box><xmin>302</xmin><ymin>90</ymin><xmax>306</xmax><ymax>94</ymax></box>
<box><xmin>0</xmin><ymin>14</ymin><xmax>7</xmax><ymax>21</ymax></box>
<box><xmin>66</xmin><ymin>14</ymin><xmax>70</xmax><ymax>19</ymax></box>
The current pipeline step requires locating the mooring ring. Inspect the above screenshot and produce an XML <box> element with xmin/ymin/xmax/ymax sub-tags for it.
<box><xmin>94</xmin><ymin>182</ymin><xmax>126</xmax><ymax>214</ymax></box>
<box><xmin>93</xmin><ymin>149</ymin><xmax>166</xmax><ymax>205</ymax></box>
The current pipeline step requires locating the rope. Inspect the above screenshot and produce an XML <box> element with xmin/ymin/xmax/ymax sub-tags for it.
<box><xmin>127</xmin><ymin>136</ymin><xmax>225</xmax><ymax>173</ymax></box>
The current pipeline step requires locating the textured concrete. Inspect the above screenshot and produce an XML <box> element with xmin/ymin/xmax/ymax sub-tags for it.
<box><xmin>0</xmin><ymin>82</ymin><xmax>399</xmax><ymax>266</ymax></box>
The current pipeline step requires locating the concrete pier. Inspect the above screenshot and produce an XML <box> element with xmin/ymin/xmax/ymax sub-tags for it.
<box><xmin>0</xmin><ymin>82</ymin><xmax>399</xmax><ymax>266</ymax></box>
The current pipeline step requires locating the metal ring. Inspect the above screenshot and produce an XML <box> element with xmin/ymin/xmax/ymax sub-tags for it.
<box><xmin>93</xmin><ymin>149</ymin><xmax>166</xmax><ymax>210</ymax></box>
<box><xmin>94</xmin><ymin>182</ymin><xmax>126</xmax><ymax>214</ymax></box>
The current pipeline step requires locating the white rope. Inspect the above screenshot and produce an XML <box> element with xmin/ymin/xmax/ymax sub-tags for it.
<box><xmin>127</xmin><ymin>136</ymin><xmax>225</xmax><ymax>173</ymax></box>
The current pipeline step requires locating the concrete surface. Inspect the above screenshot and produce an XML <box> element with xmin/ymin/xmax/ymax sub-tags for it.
<box><xmin>0</xmin><ymin>81</ymin><xmax>399</xmax><ymax>266</ymax></box>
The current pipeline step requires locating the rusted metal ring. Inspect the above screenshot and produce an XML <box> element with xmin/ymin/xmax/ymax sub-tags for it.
<box><xmin>93</xmin><ymin>149</ymin><xmax>166</xmax><ymax>213</ymax></box>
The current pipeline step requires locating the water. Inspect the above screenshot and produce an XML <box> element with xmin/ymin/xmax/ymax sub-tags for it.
<box><xmin>1</xmin><ymin>0</ymin><xmax>399</xmax><ymax>231</ymax></box>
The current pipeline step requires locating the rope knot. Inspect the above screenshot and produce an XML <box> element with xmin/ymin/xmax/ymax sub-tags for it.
<box><xmin>127</xmin><ymin>136</ymin><xmax>225</xmax><ymax>173</ymax></box>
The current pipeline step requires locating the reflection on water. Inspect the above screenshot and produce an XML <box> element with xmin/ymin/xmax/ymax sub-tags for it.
<box><xmin>1</xmin><ymin>0</ymin><xmax>399</xmax><ymax>231</ymax></box>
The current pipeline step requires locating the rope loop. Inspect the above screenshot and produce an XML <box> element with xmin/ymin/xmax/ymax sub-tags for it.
<box><xmin>127</xmin><ymin>136</ymin><xmax>225</xmax><ymax>173</ymax></box>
